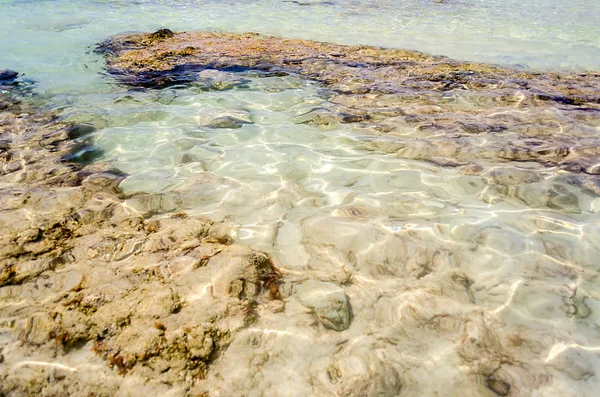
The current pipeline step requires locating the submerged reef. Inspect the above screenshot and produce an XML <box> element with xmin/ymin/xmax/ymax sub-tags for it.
<box><xmin>0</xmin><ymin>72</ymin><xmax>280</xmax><ymax>395</ymax></box>
<box><xmin>98</xmin><ymin>30</ymin><xmax>600</xmax><ymax>176</ymax></box>
<box><xmin>95</xmin><ymin>31</ymin><xmax>600</xmax><ymax>397</ymax></box>
<box><xmin>1</xmin><ymin>30</ymin><xmax>600</xmax><ymax>396</ymax></box>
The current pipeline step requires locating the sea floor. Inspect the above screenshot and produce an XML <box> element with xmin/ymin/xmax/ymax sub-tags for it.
<box><xmin>1</xmin><ymin>1</ymin><xmax>600</xmax><ymax>396</ymax></box>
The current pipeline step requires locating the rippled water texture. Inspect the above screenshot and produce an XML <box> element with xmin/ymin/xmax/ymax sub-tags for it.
<box><xmin>2</xmin><ymin>0</ymin><xmax>600</xmax><ymax>396</ymax></box>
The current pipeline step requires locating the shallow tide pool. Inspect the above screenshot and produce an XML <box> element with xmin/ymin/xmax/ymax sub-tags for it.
<box><xmin>2</xmin><ymin>0</ymin><xmax>600</xmax><ymax>396</ymax></box>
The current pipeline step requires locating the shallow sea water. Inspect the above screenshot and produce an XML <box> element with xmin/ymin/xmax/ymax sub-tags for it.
<box><xmin>2</xmin><ymin>0</ymin><xmax>600</xmax><ymax>396</ymax></box>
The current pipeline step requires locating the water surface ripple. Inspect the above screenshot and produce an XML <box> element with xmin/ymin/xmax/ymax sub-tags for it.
<box><xmin>1</xmin><ymin>0</ymin><xmax>600</xmax><ymax>396</ymax></box>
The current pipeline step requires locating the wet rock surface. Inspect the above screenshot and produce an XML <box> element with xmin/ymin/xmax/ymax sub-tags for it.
<box><xmin>0</xmin><ymin>69</ymin><xmax>18</xmax><ymax>81</ymax></box>
<box><xmin>2</xmin><ymin>29</ymin><xmax>600</xmax><ymax>397</ymax></box>
<box><xmin>98</xmin><ymin>30</ymin><xmax>600</xmax><ymax>175</ymax></box>
<box><xmin>0</xmin><ymin>76</ymin><xmax>281</xmax><ymax>395</ymax></box>
<box><xmin>88</xmin><ymin>30</ymin><xmax>600</xmax><ymax>397</ymax></box>
<box><xmin>296</xmin><ymin>280</ymin><xmax>351</xmax><ymax>331</ymax></box>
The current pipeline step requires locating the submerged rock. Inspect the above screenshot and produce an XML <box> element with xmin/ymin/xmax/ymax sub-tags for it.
<box><xmin>3</xmin><ymin>29</ymin><xmax>600</xmax><ymax>395</ymax></box>
<box><xmin>296</xmin><ymin>280</ymin><xmax>352</xmax><ymax>331</ymax></box>
<box><xmin>0</xmin><ymin>72</ymin><xmax>282</xmax><ymax>395</ymax></box>
<box><xmin>0</xmin><ymin>69</ymin><xmax>18</xmax><ymax>81</ymax></box>
<box><xmin>194</xmin><ymin>108</ymin><xmax>253</xmax><ymax>129</ymax></box>
<box><xmin>206</xmin><ymin>244</ymin><xmax>280</xmax><ymax>300</ymax></box>
<box><xmin>98</xmin><ymin>30</ymin><xmax>600</xmax><ymax>173</ymax></box>
<box><xmin>194</xmin><ymin>69</ymin><xmax>250</xmax><ymax>91</ymax></box>
<box><xmin>486</xmin><ymin>376</ymin><xmax>511</xmax><ymax>396</ymax></box>
<box><xmin>310</xmin><ymin>344</ymin><xmax>403</xmax><ymax>396</ymax></box>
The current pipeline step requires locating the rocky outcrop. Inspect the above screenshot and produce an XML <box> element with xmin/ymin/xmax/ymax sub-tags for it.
<box><xmin>98</xmin><ymin>30</ymin><xmax>600</xmax><ymax>176</ymax></box>
<box><xmin>0</xmin><ymin>74</ymin><xmax>281</xmax><ymax>396</ymax></box>
<box><xmin>3</xmin><ymin>28</ymin><xmax>600</xmax><ymax>396</ymax></box>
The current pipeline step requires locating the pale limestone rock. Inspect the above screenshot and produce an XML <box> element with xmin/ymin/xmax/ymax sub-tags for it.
<box><xmin>296</xmin><ymin>280</ymin><xmax>351</xmax><ymax>331</ymax></box>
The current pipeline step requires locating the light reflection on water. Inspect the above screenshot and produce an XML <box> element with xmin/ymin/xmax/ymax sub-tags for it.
<box><xmin>1</xmin><ymin>0</ymin><xmax>600</xmax><ymax>97</ymax></box>
<box><xmin>73</xmin><ymin>70</ymin><xmax>600</xmax><ymax>394</ymax></box>
<box><xmin>1</xmin><ymin>0</ymin><xmax>600</xmax><ymax>395</ymax></box>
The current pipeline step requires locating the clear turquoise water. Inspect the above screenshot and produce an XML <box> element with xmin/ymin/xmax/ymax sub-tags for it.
<box><xmin>2</xmin><ymin>1</ymin><xmax>600</xmax><ymax>395</ymax></box>
<box><xmin>1</xmin><ymin>0</ymin><xmax>599</xmax><ymax>97</ymax></box>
